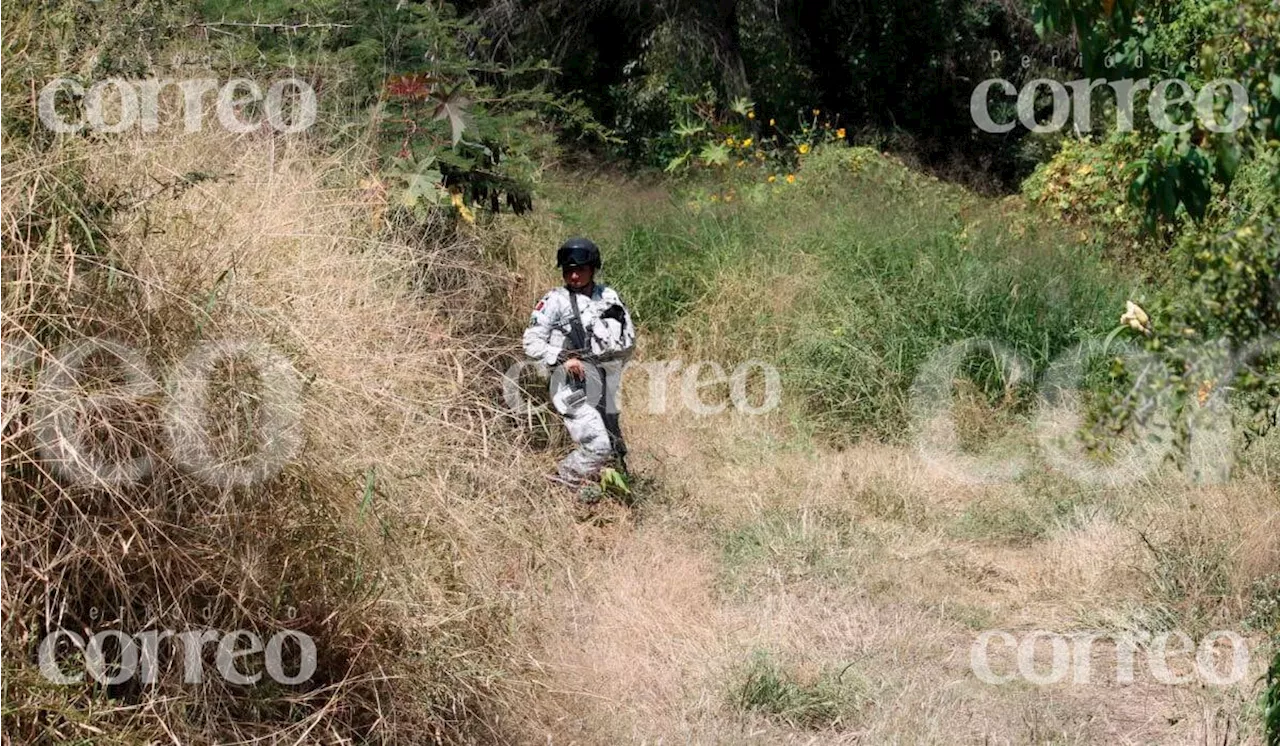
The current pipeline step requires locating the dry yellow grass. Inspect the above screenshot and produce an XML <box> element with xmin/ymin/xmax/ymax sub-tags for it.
<box><xmin>0</xmin><ymin>124</ymin><xmax>595</xmax><ymax>742</ymax></box>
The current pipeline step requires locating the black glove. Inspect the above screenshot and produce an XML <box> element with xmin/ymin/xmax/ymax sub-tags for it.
<box><xmin>600</xmin><ymin>304</ymin><xmax>626</xmax><ymax>323</ymax></box>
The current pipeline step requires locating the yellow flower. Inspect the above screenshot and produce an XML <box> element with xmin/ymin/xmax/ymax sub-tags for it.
<box><xmin>724</xmin><ymin>193</ymin><xmax>734</xmax><ymax>202</ymax></box>
<box><xmin>724</xmin><ymin>136</ymin><xmax>735</xmax><ymax>146</ymax></box>
<box><xmin>836</xmin><ymin>128</ymin><xmax>846</xmax><ymax>138</ymax></box>
<box><xmin>747</xmin><ymin>111</ymin><xmax>755</xmax><ymax>120</ymax></box>
<box><xmin>767</xmin><ymin>174</ymin><xmax>777</xmax><ymax>183</ymax></box>
<box><xmin>709</xmin><ymin>193</ymin><xmax>720</xmax><ymax>202</ymax></box>
<box><xmin>769</xmin><ymin>118</ymin><xmax>776</xmax><ymax>126</ymax></box>
<box><xmin>1196</xmin><ymin>380</ymin><xmax>1214</xmax><ymax>405</ymax></box>
<box><xmin>798</xmin><ymin>143</ymin><xmax>810</xmax><ymax>155</ymax></box>
<box><xmin>736</xmin><ymin>160</ymin><xmax>745</xmax><ymax>167</ymax></box>
<box><xmin>786</xmin><ymin>174</ymin><xmax>796</xmax><ymax>184</ymax></box>
<box><xmin>741</xmin><ymin>137</ymin><xmax>752</xmax><ymax>148</ymax></box>
<box><xmin>451</xmin><ymin>192</ymin><xmax>475</xmax><ymax>224</ymax></box>
<box><xmin>812</xmin><ymin>108</ymin><xmax>820</xmax><ymax>116</ymax></box>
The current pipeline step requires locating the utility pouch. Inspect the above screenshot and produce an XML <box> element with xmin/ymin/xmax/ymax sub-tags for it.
<box><xmin>563</xmin><ymin>387</ymin><xmax>587</xmax><ymax>409</ymax></box>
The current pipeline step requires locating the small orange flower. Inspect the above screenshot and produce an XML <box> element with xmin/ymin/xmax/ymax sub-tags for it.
<box><xmin>836</xmin><ymin>128</ymin><xmax>846</xmax><ymax>138</ymax></box>
<box><xmin>786</xmin><ymin>174</ymin><xmax>796</xmax><ymax>184</ymax></box>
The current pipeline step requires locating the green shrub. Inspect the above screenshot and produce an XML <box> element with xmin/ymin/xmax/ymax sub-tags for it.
<box><xmin>198</xmin><ymin>0</ymin><xmax>599</xmax><ymax>220</ymax></box>
<box><xmin>1021</xmin><ymin>133</ymin><xmax>1153</xmax><ymax>256</ymax></box>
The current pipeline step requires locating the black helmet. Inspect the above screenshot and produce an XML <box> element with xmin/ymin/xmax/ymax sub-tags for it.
<box><xmin>556</xmin><ymin>237</ymin><xmax>602</xmax><ymax>270</ymax></box>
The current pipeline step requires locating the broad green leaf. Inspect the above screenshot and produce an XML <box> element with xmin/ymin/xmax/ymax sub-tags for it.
<box><xmin>1215</xmin><ymin>138</ymin><xmax>1241</xmax><ymax>182</ymax></box>
<box><xmin>665</xmin><ymin>150</ymin><xmax>691</xmax><ymax>172</ymax></box>
<box><xmin>699</xmin><ymin>142</ymin><xmax>730</xmax><ymax>167</ymax></box>
<box><xmin>432</xmin><ymin>85</ymin><xmax>472</xmax><ymax>145</ymax></box>
<box><xmin>600</xmin><ymin>467</ymin><xmax>630</xmax><ymax>496</ymax></box>
<box><xmin>674</xmin><ymin>120</ymin><xmax>705</xmax><ymax>139</ymax></box>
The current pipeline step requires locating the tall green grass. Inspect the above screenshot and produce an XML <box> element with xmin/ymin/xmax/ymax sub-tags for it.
<box><xmin>557</xmin><ymin>147</ymin><xmax>1137</xmax><ymax>441</ymax></box>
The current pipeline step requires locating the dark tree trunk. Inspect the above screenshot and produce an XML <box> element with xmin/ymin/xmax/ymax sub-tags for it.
<box><xmin>713</xmin><ymin>0</ymin><xmax>751</xmax><ymax>100</ymax></box>
<box><xmin>687</xmin><ymin>0</ymin><xmax>750</xmax><ymax>100</ymax></box>
<box><xmin>778</xmin><ymin>0</ymin><xmax>858</xmax><ymax>118</ymax></box>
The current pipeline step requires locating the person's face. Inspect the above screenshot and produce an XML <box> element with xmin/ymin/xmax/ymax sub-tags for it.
<box><xmin>563</xmin><ymin>264</ymin><xmax>594</xmax><ymax>290</ymax></box>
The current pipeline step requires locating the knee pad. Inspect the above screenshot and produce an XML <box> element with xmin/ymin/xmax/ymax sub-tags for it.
<box><xmin>584</xmin><ymin>431</ymin><xmax>613</xmax><ymax>456</ymax></box>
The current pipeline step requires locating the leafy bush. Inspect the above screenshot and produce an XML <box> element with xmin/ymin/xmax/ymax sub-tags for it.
<box><xmin>195</xmin><ymin>0</ymin><xmax>604</xmax><ymax>222</ymax></box>
<box><xmin>1028</xmin><ymin>0</ymin><xmax>1279</xmax><ymax>461</ymax></box>
<box><xmin>1022</xmin><ymin>133</ymin><xmax>1153</xmax><ymax>256</ymax></box>
<box><xmin>486</xmin><ymin>0</ymin><xmax>1065</xmax><ymax>187</ymax></box>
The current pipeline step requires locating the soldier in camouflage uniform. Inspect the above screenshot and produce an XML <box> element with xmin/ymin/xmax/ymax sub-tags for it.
<box><xmin>522</xmin><ymin>238</ymin><xmax>635</xmax><ymax>485</ymax></box>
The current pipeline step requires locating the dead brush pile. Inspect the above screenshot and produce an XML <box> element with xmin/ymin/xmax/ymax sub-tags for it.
<box><xmin>0</xmin><ymin>126</ymin><xmax>557</xmax><ymax>743</ymax></box>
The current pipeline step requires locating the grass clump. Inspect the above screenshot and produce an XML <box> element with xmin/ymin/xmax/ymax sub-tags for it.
<box><xmin>947</xmin><ymin>471</ymin><xmax>1099</xmax><ymax>546</ymax></box>
<box><xmin>731</xmin><ymin>649</ymin><xmax>865</xmax><ymax>729</ymax></box>
<box><xmin>948</xmin><ymin>494</ymin><xmax>1091</xmax><ymax>546</ymax></box>
<box><xmin>1142</xmin><ymin>528</ymin><xmax>1235</xmax><ymax>635</ymax></box>
<box><xmin>1245</xmin><ymin>574</ymin><xmax>1280</xmax><ymax>638</ymax></box>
